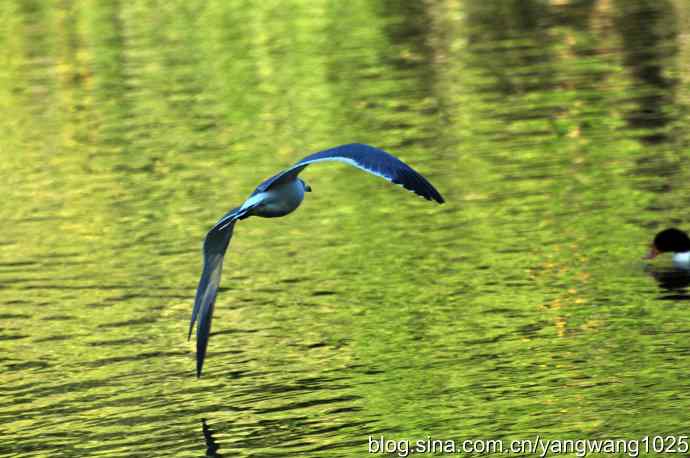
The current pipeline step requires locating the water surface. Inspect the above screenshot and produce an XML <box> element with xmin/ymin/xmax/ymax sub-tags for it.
<box><xmin>1</xmin><ymin>1</ymin><xmax>690</xmax><ymax>456</ymax></box>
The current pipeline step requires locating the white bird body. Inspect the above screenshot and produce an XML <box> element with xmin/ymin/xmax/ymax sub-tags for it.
<box><xmin>247</xmin><ymin>179</ymin><xmax>307</xmax><ymax>218</ymax></box>
<box><xmin>189</xmin><ymin>143</ymin><xmax>444</xmax><ymax>377</ymax></box>
<box><xmin>672</xmin><ymin>252</ymin><xmax>690</xmax><ymax>269</ymax></box>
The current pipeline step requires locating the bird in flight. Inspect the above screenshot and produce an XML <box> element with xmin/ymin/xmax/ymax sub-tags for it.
<box><xmin>188</xmin><ymin>143</ymin><xmax>445</xmax><ymax>377</ymax></box>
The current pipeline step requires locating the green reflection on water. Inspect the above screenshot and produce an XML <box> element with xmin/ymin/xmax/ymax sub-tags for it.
<box><xmin>1</xmin><ymin>0</ymin><xmax>690</xmax><ymax>456</ymax></box>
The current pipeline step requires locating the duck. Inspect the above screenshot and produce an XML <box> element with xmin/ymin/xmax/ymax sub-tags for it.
<box><xmin>644</xmin><ymin>228</ymin><xmax>690</xmax><ymax>269</ymax></box>
<box><xmin>188</xmin><ymin>143</ymin><xmax>445</xmax><ymax>377</ymax></box>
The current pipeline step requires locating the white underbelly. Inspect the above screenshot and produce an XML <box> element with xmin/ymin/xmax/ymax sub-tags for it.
<box><xmin>249</xmin><ymin>180</ymin><xmax>305</xmax><ymax>218</ymax></box>
<box><xmin>672</xmin><ymin>252</ymin><xmax>690</xmax><ymax>269</ymax></box>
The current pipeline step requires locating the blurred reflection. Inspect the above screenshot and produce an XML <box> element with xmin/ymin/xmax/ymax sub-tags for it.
<box><xmin>615</xmin><ymin>0</ymin><xmax>679</xmax><ymax>144</ymax></box>
<box><xmin>551</xmin><ymin>0</ymin><xmax>598</xmax><ymax>30</ymax></box>
<box><xmin>464</xmin><ymin>0</ymin><xmax>555</xmax><ymax>95</ymax></box>
<box><xmin>646</xmin><ymin>266</ymin><xmax>690</xmax><ymax>300</ymax></box>
<box><xmin>379</xmin><ymin>1</ymin><xmax>433</xmax><ymax>69</ymax></box>
<box><xmin>3</xmin><ymin>0</ymin><xmax>690</xmax><ymax>455</ymax></box>
<box><xmin>201</xmin><ymin>419</ymin><xmax>223</xmax><ymax>458</ymax></box>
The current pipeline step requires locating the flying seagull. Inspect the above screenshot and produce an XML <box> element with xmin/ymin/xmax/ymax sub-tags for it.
<box><xmin>188</xmin><ymin>143</ymin><xmax>444</xmax><ymax>377</ymax></box>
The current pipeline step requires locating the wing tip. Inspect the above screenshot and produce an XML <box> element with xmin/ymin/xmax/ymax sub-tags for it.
<box><xmin>425</xmin><ymin>192</ymin><xmax>445</xmax><ymax>204</ymax></box>
<box><xmin>196</xmin><ymin>339</ymin><xmax>207</xmax><ymax>378</ymax></box>
<box><xmin>422</xmin><ymin>182</ymin><xmax>445</xmax><ymax>204</ymax></box>
<box><xmin>431</xmin><ymin>187</ymin><xmax>445</xmax><ymax>204</ymax></box>
<box><xmin>187</xmin><ymin>320</ymin><xmax>196</xmax><ymax>341</ymax></box>
<box><xmin>396</xmin><ymin>167</ymin><xmax>445</xmax><ymax>205</ymax></box>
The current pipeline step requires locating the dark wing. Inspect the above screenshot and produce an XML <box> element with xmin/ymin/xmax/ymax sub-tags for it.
<box><xmin>253</xmin><ymin>143</ymin><xmax>445</xmax><ymax>203</ymax></box>
<box><xmin>189</xmin><ymin>208</ymin><xmax>239</xmax><ymax>378</ymax></box>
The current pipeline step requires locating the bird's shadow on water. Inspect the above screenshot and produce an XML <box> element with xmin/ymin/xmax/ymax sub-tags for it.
<box><xmin>645</xmin><ymin>266</ymin><xmax>690</xmax><ymax>300</ymax></box>
<box><xmin>201</xmin><ymin>419</ymin><xmax>223</xmax><ymax>458</ymax></box>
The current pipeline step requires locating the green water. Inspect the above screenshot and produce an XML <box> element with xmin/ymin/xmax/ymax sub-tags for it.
<box><xmin>2</xmin><ymin>0</ymin><xmax>690</xmax><ymax>456</ymax></box>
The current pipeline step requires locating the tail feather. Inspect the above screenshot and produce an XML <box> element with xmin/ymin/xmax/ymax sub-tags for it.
<box><xmin>214</xmin><ymin>203</ymin><xmax>257</xmax><ymax>231</ymax></box>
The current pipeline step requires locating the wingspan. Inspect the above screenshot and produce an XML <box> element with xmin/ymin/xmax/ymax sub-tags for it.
<box><xmin>253</xmin><ymin>143</ymin><xmax>444</xmax><ymax>203</ymax></box>
<box><xmin>189</xmin><ymin>208</ymin><xmax>239</xmax><ymax>378</ymax></box>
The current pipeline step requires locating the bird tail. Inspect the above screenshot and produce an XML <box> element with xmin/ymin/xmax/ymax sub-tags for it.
<box><xmin>214</xmin><ymin>204</ymin><xmax>257</xmax><ymax>230</ymax></box>
<box><xmin>189</xmin><ymin>207</ymin><xmax>242</xmax><ymax>378</ymax></box>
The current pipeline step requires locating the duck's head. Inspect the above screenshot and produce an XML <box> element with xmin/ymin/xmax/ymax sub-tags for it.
<box><xmin>299</xmin><ymin>178</ymin><xmax>312</xmax><ymax>192</ymax></box>
<box><xmin>645</xmin><ymin>228</ymin><xmax>690</xmax><ymax>259</ymax></box>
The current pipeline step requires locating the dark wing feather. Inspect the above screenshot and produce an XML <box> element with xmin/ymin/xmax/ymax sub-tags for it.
<box><xmin>189</xmin><ymin>209</ymin><xmax>238</xmax><ymax>378</ymax></box>
<box><xmin>253</xmin><ymin>143</ymin><xmax>444</xmax><ymax>203</ymax></box>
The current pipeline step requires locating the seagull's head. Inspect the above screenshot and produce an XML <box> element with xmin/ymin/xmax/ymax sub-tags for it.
<box><xmin>299</xmin><ymin>178</ymin><xmax>312</xmax><ymax>193</ymax></box>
